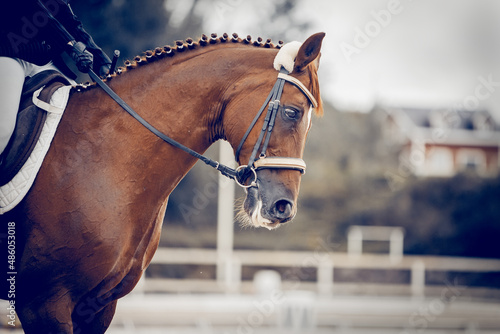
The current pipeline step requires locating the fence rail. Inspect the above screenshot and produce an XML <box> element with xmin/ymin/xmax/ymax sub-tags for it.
<box><xmin>140</xmin><ymin>247</ymin><xmax>500</xmax><ymax>297</ymax></box>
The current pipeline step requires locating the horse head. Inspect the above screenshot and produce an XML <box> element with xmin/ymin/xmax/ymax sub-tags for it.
<box><xmin>223</xmin><ymin>32</ymin><xmax>325</xmax><ymax>229</ymax></box>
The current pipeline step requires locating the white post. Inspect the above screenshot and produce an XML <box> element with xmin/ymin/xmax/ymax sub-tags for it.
<box><xmin>223</xmin><ymin>256</ymin><xmax>241</xmax><ymax>293</ymax></box>
<box><xmin>411</xmin><ymin>259</ymin><xmax>425</xmax><ymax>298</ymax></box>
<box><xmin>390</xmin><ymin>228</ymin><xmax>404</xmax><ymax>263</ymax></box>
<box><xmin>347</xmin><ymin>226</ymin><xmax>362</xmax><ymax>257</ymax></box>
<box><xmin>317</xmin><ymin>260</ymin><xmax>334</xmax><ymax>297</ymax></box>
<box><xmin>216</xmin><ymin>141</ymin><xmax>236</xmax><ymax>291</ymax></box>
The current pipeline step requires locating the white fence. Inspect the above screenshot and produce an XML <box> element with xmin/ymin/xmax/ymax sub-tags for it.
<box><xmin>139</xmin><ymin>246</ymin><xmax>500</xmax><ymax>298</ymax></box>
<box><xmin>109</xmin><ymin>247</ymin><xmax>500</xmax><ymax>333</ymax></box>
<box><xmin>3</xmin><ymin>246</ymin><xmax>498</xmax><ymax>333</ymax></box>
<box><xmin>135</xmin><ymin>224</ymin><xmax>500</xmax><ymax>298</ymax></box>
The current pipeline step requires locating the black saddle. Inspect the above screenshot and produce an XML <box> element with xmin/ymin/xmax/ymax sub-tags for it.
<box><xmin>0</xmin><ymin>70</ymin><xmax>70</xmax><ymax>186</ymax></box>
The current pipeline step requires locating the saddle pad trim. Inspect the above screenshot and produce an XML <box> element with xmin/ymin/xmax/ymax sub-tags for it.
<box><xmin>0</xmin><ymin>85</ymin><xmax>71</xmax><ymax>214</ymax></box>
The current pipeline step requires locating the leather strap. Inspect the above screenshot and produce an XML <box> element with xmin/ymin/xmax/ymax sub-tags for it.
<box><xmin>32</xmin><ymin>87</ymin><xmax>65</xmax><ymax>114</ymax></box>
<box><xmin>277</xmin><ymin>72</ymin><xmax>318</xmax><ymax>108</ymax></box>
<box><xmin>246</xmin><ymin>72</ymin><xmax>286</xmax><ymax>168</ymax></box>
<box><xmin>234</xmin><ymin>80</ymin><xmax>280</xmax><ymax>163</ymax></box>
<box><xmin>88</xmin><ymin>70</ymin><xmax>239</xmax><ymax>180</ymax></box>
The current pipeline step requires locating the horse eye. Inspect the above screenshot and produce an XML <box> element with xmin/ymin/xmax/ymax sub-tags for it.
<box><xmin>283</xmin><ymin>108</ymin><xmax>299</xmax><ymax>120</ymax></box>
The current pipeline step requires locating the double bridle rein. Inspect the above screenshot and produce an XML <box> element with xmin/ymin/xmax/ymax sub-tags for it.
<box><xmin>88</xmin><ymin>65</ymin><xmax>317</xmax><ymax>188</ymax></box>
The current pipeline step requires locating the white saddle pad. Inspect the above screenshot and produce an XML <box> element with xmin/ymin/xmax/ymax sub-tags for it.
<box><xmin>0</xmin><ymin>85</ymin><xmax>71</xmax><ymax>214</ymax></box>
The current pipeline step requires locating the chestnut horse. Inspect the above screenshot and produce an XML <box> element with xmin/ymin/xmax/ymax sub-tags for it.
<box><xmin>0</xmin><ymin>32</ymin><xmax>324</xmax><ymax>333</ymax></box>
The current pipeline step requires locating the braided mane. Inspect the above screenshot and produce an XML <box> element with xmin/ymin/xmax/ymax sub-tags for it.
<box><xmin>111</xmin><ymin>33</ymin><xmax>282</xmax><ymax>79</ymax></box>
<box><xmin>75</xmin><ymin>32</ymin><xmax>322</xmax><ymax>115</ymax></box>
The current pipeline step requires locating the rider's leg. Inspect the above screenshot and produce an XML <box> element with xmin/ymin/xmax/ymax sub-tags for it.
<box><xmin>18</xmin><ymin>58</ymin><xmax>77</xmax><ymax>85</ymax></box>
<box><xmin>0</xmin><ymin>57</ymin><xmax>25</xmax><ymax>155</ymax></box>
<box><xmin>0</xmin><ymin>58</ymin><xmax>76</xmax><ymax>157</ymax></box>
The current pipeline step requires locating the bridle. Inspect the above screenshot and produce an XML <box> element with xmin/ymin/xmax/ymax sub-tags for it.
<box><xmin>233</xmin><ymin>68</ymin><xmax>317</xmax><ymax>187</ymax></box>
<box><xmin>88</xmin><ymin>65</ymin><xmax>317</xmax><ymax>189</ymax></box>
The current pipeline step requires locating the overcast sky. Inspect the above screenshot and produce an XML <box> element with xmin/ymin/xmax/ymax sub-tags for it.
<box><xmin>176</xmin><ymin>0</ymin><xmax>500</xmax><ymax>119</ymax></box>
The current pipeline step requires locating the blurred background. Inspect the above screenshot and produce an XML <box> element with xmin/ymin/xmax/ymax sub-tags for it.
<box><xmin>12</xmin><ymin>0</ymin><xmax>500</xmax><ymax>333</ymax></box>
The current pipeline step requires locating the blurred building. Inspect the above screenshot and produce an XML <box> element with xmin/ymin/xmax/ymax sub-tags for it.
<box><xmin>384</xmin><ymin>108</ymin><xmax>500</xmax><ymax>177</ymax></box>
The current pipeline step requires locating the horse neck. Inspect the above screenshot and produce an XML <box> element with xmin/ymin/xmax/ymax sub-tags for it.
<box><xmin>67</xmin><ymin>45</ymin><xmax>269</xmax><ymax>198</ymax></box>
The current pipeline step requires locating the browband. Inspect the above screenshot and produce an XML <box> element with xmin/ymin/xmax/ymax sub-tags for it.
<box><xmin>277</xmin><ymin>73</ymin><xmax>318</xmax><ymax>108</ymax></box>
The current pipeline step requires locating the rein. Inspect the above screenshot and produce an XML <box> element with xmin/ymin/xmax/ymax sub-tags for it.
<box><xmin>88</xmin><ymin>65</ymin><xmax>316</xmax><ymax>188</ymax></box>
<box><xmin>88</xmin><ymin>70</ymin><xmax>237</xmax><ymax>180</ymax></box>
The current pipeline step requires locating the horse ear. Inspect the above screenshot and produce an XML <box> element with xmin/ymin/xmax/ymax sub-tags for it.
<box><xmin>294</xmin><ymin>32</ymin><xmax>325</xmax><ymax>72</ymax></box>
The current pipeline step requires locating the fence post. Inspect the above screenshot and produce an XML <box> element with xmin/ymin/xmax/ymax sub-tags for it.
<box><xmin>216</xmin><ymin>141</ymin><xmax>236</xmax><ymax>290</ymax></box>
<box><xmin>390</xmin><ymin>228</ymin><xmax>404</xmax><ymax>263</ymax></box>
<box><xmin>317</xmin><ymin>260</ymin><xmax>334</xmax><ymax>296</ymax></box>
<box><xmin>347</xmin><ymin>226</ymin><xmax>362</xmax><ymax>257</ymax></box>
<box><xmin>411</xmin><ymin>259</ymin><xmax>425</xmax><ymax>298</ymax></box>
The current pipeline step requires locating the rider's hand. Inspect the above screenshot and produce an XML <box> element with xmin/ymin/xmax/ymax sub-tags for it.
<box><xmin>68</xmin><ymin>41</ymin><xmax>93</xmax><ymax>73</ymax></box>
<box><xmin>98</xmin><ymin>63</ymin><xmax>111</xmax><ymax>77</ymax></box>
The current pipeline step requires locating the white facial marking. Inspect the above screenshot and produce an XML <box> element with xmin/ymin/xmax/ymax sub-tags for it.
<box><xmin>250</xmin><ymin>200</ymin><xmax>279</xmax><ymax>230</ymax></box>
<box><xmin>307</xmin><ymin>105</ymin><xmax>313</xmax><ymax>130</ymax></box>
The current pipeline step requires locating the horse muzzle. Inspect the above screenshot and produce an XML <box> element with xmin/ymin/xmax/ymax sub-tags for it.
<box><xmin>242</xmin><ymin>173</ymin><xmax>298</xmax><ymax>229</ymax></box>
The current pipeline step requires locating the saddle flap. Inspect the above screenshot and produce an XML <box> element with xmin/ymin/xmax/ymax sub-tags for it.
<box><xmin>0</xmin><ymin>70</ymin><xmax>70</xmax><ymax>186</ymax></box>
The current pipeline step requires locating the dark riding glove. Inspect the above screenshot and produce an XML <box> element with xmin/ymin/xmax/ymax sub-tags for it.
<box><xmin>68</xmin><ymin>41</ymin><xmax>93</xmax><ymax>73</ymax></box>
<box><xmin>98</xmin><ymin>63</ymin><xmax>112</xmax><ymax>77</ymax></box>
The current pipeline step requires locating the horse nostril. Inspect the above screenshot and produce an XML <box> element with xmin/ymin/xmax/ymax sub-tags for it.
<box><xmin>273</xmin><ymin>199</ymin><xmax>294</xmax><ymax>222</ymax></box>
